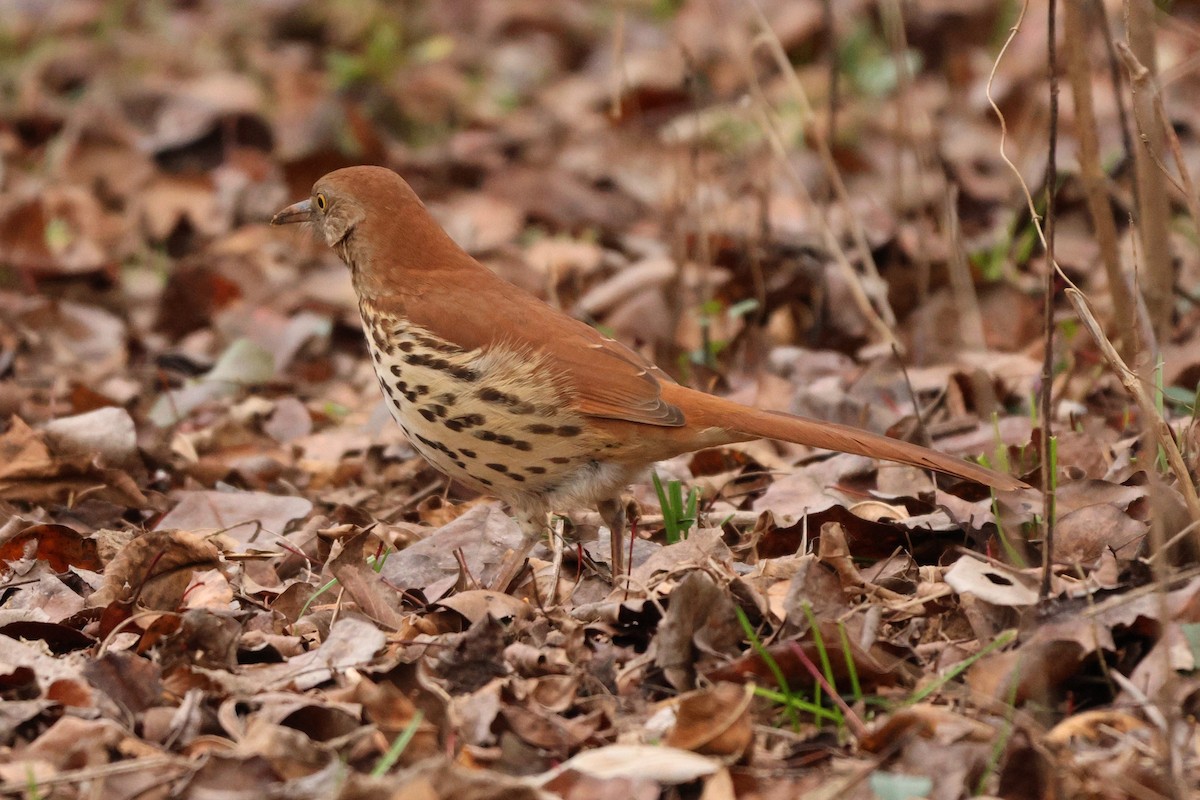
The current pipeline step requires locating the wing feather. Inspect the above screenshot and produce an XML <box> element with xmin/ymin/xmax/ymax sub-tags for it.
<box><xmin>381</xmin><ymin>271</ymin><xmax>685</xmax><ymax>427</ymax></box>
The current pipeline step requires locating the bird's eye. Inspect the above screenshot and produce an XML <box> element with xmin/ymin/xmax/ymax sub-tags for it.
<box><xmin>315</xmin><ymin>193</ymin><xmax>328</xmax><ymax>211</ymax></box>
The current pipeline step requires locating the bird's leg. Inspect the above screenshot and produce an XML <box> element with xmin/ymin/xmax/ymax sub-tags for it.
<box><xmin>491</xmin><ymin>507</ymin><xmax>552</xmax><ymax>594</ymax></box>
<box><xmin>597</xmin><ymin>497</ymin><xmax>627</xmax><ymax>587</ymax></box>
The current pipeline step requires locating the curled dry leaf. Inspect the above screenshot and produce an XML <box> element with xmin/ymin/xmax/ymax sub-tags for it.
<box><xmin>0</xmin><ymin>417</ymin><xmax>149</xmax><ymax>508</ymax></box>
<box><xmin>436</xmin><ymin>589</ymin><xmax>535</xmax><ymax>626</ymax></box>
<box><xmin>377</xmin><ymin>503</ymin><xmax>527</xmax><ymax>597</ymax></box>
<box><xmin>0</xmin><ymin>522</ymin><xmax>102</xmax><ymax>574</ymax></box>
<box><xmin>327</xmin><ymin>532</ymin><xmax>406</xmax><ymax>630</ymax></box>
<box><xmin>652</xmin><ymin>570</ymin><xmax>743</xmax><ymax>692</ymax></box>
<box><xmin>536</xmin><ymin>743</ymin><xmax>720</xmax><ymax>787</ymax></box>
<box><xmin>1043</xmin><ymin>709</ymin><xmax>1152</xmax><ymax>747</ymax></box>
<box><xmin>88</xmin><ymin>529</ymin><xmax>222</xmax><ymax>611</ymax></box>
<box><xmin>664</xmin><ymin>681</ymin><xmax>755</xmax><ymax>760</ymax></box>
<box><xmin>943</xmin><ymin>556</ymin><xmax>1039</xmax><ymax>607</ymax></box>
<box><xmin>966</xmin><ymin>638</ymin><xmax>1087</xmax><ymax>705</ymax></box>
<box><xmin>154</xmin><ymin>489</ymin><xmax>313</xmax><ymax>551</ymax></box>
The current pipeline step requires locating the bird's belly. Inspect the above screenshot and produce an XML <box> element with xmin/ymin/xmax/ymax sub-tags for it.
<box><xmin>363</xmin><ymin>313</ymin><xmax>618</xmax><ymax>502</ymax></box>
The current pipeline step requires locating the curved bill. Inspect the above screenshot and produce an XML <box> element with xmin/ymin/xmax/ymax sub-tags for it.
<box><xmin>271</xmin><ymin>199</ymin><xmax>312</xmax><ymax>226</ymax></box>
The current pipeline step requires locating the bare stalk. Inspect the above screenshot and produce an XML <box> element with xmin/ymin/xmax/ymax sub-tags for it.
<box><xmin>1063</xmin><ymin>1</ymin><xmax>1135</xmax><ymax>362</ymax></box>
<box><xmin>1124</xmin><ymin>0</ymin><xmax>1173</xmax><ymax>343</ymax></box>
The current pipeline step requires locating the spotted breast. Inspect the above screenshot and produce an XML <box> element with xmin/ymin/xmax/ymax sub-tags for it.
<box><xmin>359</xmin><ymin>302</ymin><xmax>635</xmax><ymax>510</ymax></box>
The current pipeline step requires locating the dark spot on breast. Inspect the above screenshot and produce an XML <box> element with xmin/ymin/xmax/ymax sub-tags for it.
<box><xmin>414</xmin><ymin>434</ymin><xmax>457</xmax><ymax>459</ymax></box>
<box><xmin>398</xmin><ymin>341</ymin><xmax>414</xmax><ymax>353</ymax></box>
<box><xmin>405</xmin><ymin>352</ymin><xmax>460</xmax><ymax>373</ymax></box>
<box><xmin>369</xmin><ymin>327</ymin><xmax>388</xmax><ymax>351</ymax></box>
<box><xmin>444</xmin><ymin>420</ymin><xmax>463</xmax><ymax>431</ymax></box>
<box><xmin>459</xmin><ymin>448</ymin><xmax>476</xmax><ymax>458</ymax></box>
<box><xmin>510</xmin><ymin>473</ymin><xmax>526</xmax><ymax>482</ymax></box>
<box><xmin>477</xmin><ymin>386</ymin><xmax>533</xmax><ymax>412</ymax></box>
<box><xmin>526</xmin><ymin>423</ymin><xmax>555</xmax><ymax>434</ymax></box>
<box><xmin>513</xmin><ymin>440</ymin><xmax>532</xmax><ymax>451</ymax></box>
<box><xmin>448</xmin><ymin>365</ymin><xmax>479</xmax><ymax>382</ymax></box>
<box><xmin>431</xmin><ymin>404</ymin><xmax>447</xmax><ymax>418</ymax></box>
<box><xmin>556</xmin><ymin>426</ymin><xmax>582</xmax><ymax>437</ymax></box>
<box><xmin>413</xmin><ymin>333</ymin><xmax>448</xmax><ymax>351</ymax></box>
<box><xmin>478</xmin><ymin>477</ymin><xmax>493</xmax><ymax>487</ymax></box>
<box><xmin>453</xmin><ymin>460</ymin><xmax>466</xmax><ymax>469</ymax></box>
<box><xmin>415</xmin><ymin>385</ymin><xmax>429</xmax><ymax>396</ymax></box>
<box><xmin>390</xmin><ymin>365</ymin><xmax>402</xmax><ymax>376</ymax></box>
<box><xmin>419</xmin><ymin>408</ymin><xmax>436</xmax><ymax>422</ymax></box>
<box><xmin>475</xmin><ymin>430</ymin><xmax>497</xmax><ymax>442</ymax></box>
<box><xmin>527</xmin><ymin>466</ymin><xmax>546</xmax><ymax>474</ymax></box>
<box><xmin>549</xmin><ymin>456</ymin><xmax>571</xmax><ymax>464</ymax></box>
<box><xmin>486</xmin><ymin>463</ymin><xmax>509</xmax><ymax>473</ymax></box>
<box><xmin>437</xmin><ymin>393</ymin><xmax>457</xmax><ymax>405</ymax></box>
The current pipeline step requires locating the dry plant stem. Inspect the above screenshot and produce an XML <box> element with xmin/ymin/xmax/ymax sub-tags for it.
<box><xmin>892</xmin><ymin>342</ymin><xmax>933</xmax><ymax>446</ymax></box>
<box><xmin>1092</xmin><ymin>0</ymin><xmax>1137</xmax><ymax>168</ymax></box>
<box><xmin>1063</xmin><ymin>0</ymin><xmax>1135</xmax><ymax>362</ymax></box>
<box><xmin>1116</xmin><ymin>25</ymin><xmax>1193</xmax><ymax>788</ymax></box>
<box><xmin>1038</xmin><ymin>0</ymin><xmax>1059</xmax><ymax>602</ymax></box>
<box><xmin>822</xmin><ymin>0</ymin><xmax>838</xmax><ymax>150</ymax></box>
<box><xmin>0</xmin><ymin>757</ymin><xmax>193</xmax><ymax>795</ymax></box>
<box><xmin>985</xmin><ymin>0</ymin><xmax>1052</xmax><ymax>255</ymax></box>
<box><xmin>944</xmin><ymin>185</ymin><xmax>988</xmax><ymax>352</ymax></box>
<box><xmin>878</xmin><ymin>0</ymin><xmax>914</xmax><ymax>214</ymax></box>
<box><xmin>880</xmin><ymin>0</ymin><xmax>939</xmax><ymax>357</ymax></box>
<box><xmin>989</xmin><ymin>0</ymin><xmax>1070</xmax><ymax>594</ymax></box>
<box><xmin>1116</xmin><ymin>40</ymin><xmax>1200</xmax><ymax>240</ymax></box>
<box><xmin>1124</xmin><ymin>0</ymin><xmax>1173</xmax><ymax>343</ymax></box>
<box><xmin>1066</xmin><ymin>288</ymin><xmax>1200</xmax><ymax>535</ymax></box>
<box><xmin>741</xmin><ymin>60</ymin><xmax>899</xmax><ymax>352</ymax></box>
<box><xmin>743</xmin><ymin>0</ymin><xmax>900</xmax><ymax>340</ymax></box>
<box><xmin>608</xmin><ymin>0</ymin><xmax>627</xmax><ymax>121</ymax></box>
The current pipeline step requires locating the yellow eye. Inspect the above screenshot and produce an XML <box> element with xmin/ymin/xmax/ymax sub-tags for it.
<box><xmin>315</xmin><ymin>193</ymin><xmax>327</xmax><ymax>211</ymax></box>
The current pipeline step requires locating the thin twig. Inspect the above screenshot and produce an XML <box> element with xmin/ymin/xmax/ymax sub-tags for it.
<box><xmin>1039</xmin><ymin>0</ymin><xmax>1059</xmax><ymax>601</ymax></box>
<box><xmin>0</xmin><ymin>757</ymin><xmax>193</xmax><ymax>795</ymax></box>
<box><xmin>1066</xmin><ymin>289</ymin><xmax>1200</xmax><ymax>536</ymax></box>
<box><xmin>1115</xmin><ymin>40</ymin><xmax>1200</xmax><ymax>241</ymax></box>
<box><xmin>1064</xmin><ymin>0</ymin><xmax>1135</xmax><ymax>362</ymax></box>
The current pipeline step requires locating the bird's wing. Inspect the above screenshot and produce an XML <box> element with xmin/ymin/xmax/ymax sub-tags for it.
<box><xmin>393</xmin><ymin>271</ymin><xmax>685</xmax><ymax>428</ymax></box>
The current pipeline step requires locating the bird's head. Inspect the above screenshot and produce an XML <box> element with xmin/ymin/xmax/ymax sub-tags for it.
<box><xmin>272</xmin><ymin>167</ymin><xmax>464</xmax><ymax>298</ymax></box>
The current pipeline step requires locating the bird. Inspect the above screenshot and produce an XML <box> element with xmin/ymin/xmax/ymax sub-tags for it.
<box><xmin>272</xmin><ymin>166</ymin><xmax>1027</xmax><ymax>588</ymax></box>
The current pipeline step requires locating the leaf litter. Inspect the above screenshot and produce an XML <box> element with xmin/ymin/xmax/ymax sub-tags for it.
<box><xmin>0</xmin><ymin>0</ymin><xmax>1198</xmax><ymax>798</ymax></box>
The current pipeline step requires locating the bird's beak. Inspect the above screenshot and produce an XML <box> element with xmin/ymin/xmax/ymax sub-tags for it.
<box><xmin>271</xmin><ymin>198</ymin><xmax>312</xmax><ymax>226</ymax></box>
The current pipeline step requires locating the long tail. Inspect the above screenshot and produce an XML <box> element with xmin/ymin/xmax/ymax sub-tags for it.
<box><xmin>663</xmin><ymin>384</ymin><xmax>1028</xmax><ymax>491</ymax></box>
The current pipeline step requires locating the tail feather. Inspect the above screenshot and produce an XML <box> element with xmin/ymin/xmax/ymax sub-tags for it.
<box><xmin>666</xmin><ymin>385</ymin><xmax>1027</xmax><ymax>491</ymax></box>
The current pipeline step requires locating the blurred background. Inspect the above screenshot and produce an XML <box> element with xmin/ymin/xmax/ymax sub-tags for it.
<box><xmin>7</xmin><ymin>4</ymin><xmax>1200</xmax><ymax>795</ymax></box>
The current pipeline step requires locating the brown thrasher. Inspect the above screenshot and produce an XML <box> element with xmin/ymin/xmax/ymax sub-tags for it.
<box><xmin>273</xmin><ymin>166</ymin><xmax>1026</xmax><ymax>587</ymax></box>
